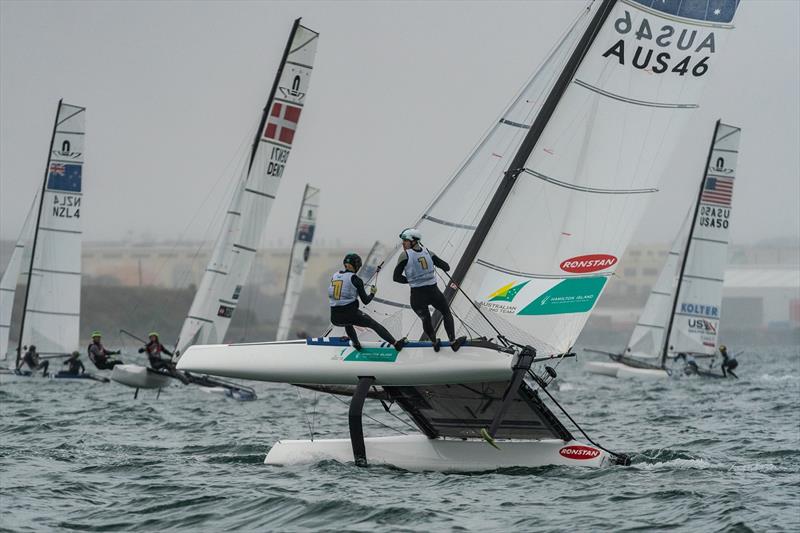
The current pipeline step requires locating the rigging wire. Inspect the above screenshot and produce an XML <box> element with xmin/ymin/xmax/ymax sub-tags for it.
<box><xmin>529</xmin><ymin>369</ymin><xmax>629</xmax><ymax>463</ymax></box>
<box><xmin>327</xmin><ymin>393</ymin><xmax>410</xmax><ymax>435</ymax></box>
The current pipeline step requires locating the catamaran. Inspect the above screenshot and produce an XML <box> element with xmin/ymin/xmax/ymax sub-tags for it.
<box><xmin>110</xmin><ymin>19</ymin><xmax>319</xmax><ymax>398</ymax></box>
<box><xmin>275</xmin><ymin>184</ymin><xmax>320</xmax><ymax>341</ymax></box>
<box><xmin>585</xmin><ymin>120</ymin><xmax>741</xmax><ymax>380</ymax></box>
<box><xmin>177</xmin><ymin>0</ymin><xmax>741</xmax><ymax>471</ymax></box>
<box><xmin>0</xmin><ymin>101</ymin><xmax>105</xmax><ymax>383</ymax></box>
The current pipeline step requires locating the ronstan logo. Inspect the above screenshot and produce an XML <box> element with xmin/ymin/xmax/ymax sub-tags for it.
<box><xmin>559</xmin><ymin>445</ymin><xmax>601</xmax><ymax>460</ymax></box>
<box><xmin>560</xmin><ymin>254</ymin><xmax>618</xmax><ymax>274</ymax></box>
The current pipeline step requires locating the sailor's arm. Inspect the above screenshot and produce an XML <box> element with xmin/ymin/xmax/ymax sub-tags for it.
<box><xmin>393</xmin><ymin>251</ymin><xmax>409</xmax><ymax>284</ymax></box>
<box><xmin>351</xmin><ymin>275</ymin><xmax>374</xmax><ymax>305</ymax></box>
<box><xmin>431</xmin><ymin>252</ymin><xmax>450</xmax><ymax>272</ymax></box>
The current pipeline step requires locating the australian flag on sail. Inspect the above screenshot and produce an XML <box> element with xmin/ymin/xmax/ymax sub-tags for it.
<box><xmin>701</xmin><ymin>175</ymin><xmax>734</xmax><ymax>206</ymax></box>
<box><xmin>47</xmin><ymin>163</ymin><xmax>82</xmax><ymax>192</ymax></box>
<box><xmin>297</xmin><ymin>223</ymin><xmax>315</xmax><ymax>243</ymax></box>
<box><xmin>631</xmin><ymin>0</ymin><xmax>739</xmax><ymax>23</ymax></box>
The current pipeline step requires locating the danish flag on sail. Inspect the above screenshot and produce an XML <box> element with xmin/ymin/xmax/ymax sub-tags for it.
<box><xmin>264</xmin><ymin>102</ymin><xmax>302</xmax><ymax>145</ymax></box>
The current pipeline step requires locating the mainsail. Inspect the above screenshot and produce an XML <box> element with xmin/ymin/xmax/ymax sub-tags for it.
<box><xmin>276</xmin><ymin>184</ymin><xmax>320</xmax><ymax>341</ymax></box>
<box><xmin>0</xmin><ymin>198</ymin><xmax>36</xmax><ymax>359</ymax></box>
<box><xmin>664</xmin><ymin>121</ymin><xmax>741</xmax><ymax>359</ymax></box>
<box><xmin>359</xmin><ymin>0</ymin><xmax>741</xmax><ymax>355</ymax></box>
<box><xmin>176</xmin><ymin>19</ymin><xmax>318</xmax><ymax>354</ymax></box>
<box><xmin>18</xmin><ymin>101</ymin><xmax>86</xmax><ymax>359</ymax></box>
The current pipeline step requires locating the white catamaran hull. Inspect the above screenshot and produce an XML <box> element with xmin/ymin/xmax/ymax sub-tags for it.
<box><xmin>266</xmin><ymin>434</ymin><xmax>610</xmax><ymax>472</ymax></box>
<box><xmin>177</xmin><ymin>339</ymin><xmax>515</xmax><ymax>386</ymax></box>
<box><xmin>585</xmin><ymin>360</ymin><xmax>669</xmax><ymax>380</ymax></box>
<box><xmin>111</xmin><ymin>364</ymin><xmax>173</xmax><ymax>389</ymax></box>
<box><xmin>584</xmin><ymin>361</ymin><xmax>624</xmax><ymax>377</ymax></box>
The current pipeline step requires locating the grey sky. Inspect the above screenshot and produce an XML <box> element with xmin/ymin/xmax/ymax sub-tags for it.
<box><xmin>1</xmin><ymin>0</ymin><xmax>798</xmax><ymax>252</ymax></box>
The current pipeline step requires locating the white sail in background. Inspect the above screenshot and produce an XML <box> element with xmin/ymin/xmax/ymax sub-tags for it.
<box><xmin>176</xmin><ymin>20</ymin><xmax>319</xmax><ymax>354</ymax></box>
<box><xmin>0</xmin><ymin>198</ymin><xmax>37</xmax><ymax>359</ymax></box>
<box><xmin>624</xmin><ymin>213</ymin><xmax>690</xmax><ymax>359</ymax></box>
<box><xmin>276</xmin><ymin>184</ymin><xmax>320</xmax><ymax>341</ymax></box>
<box><xmin>20</xmin><ymin>102</ymin><xmax>86</xmax><ymax>357</ymax></box>
<box><xmin>352</xmin><ymin>8</ymin><xmax>595</xmax><ymax>342</ymax></box>
<box><xmin>667</xmin><ymin>122</ymin><xmax>741</xmax><ymax>357</ymax></box>
<box><xmin>359</xmin><ymin>241</ymin><xmax>386</xmax><ymax>284</ymax></box>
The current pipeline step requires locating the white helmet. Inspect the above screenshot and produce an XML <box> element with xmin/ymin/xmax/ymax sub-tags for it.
<box><xmin>399</xmin><ymin>228</ymin><xmax>422</xmax><ymax>242</ymax></box>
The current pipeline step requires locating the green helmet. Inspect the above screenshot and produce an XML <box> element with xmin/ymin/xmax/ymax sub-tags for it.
<box><xmin>91</xmin><ymin>331</ymin><xmax>102</xmax><ymax>338</ymax></box>
<box><xmin>148</xmin><ymin>332</ymin><xmax>159</xmax><ymax>338</ymax></box>
<box><xmin>343</xmin><ymin>253</ymin><xmax>362</xmax><ymax>272</ymax></box>
<box><xmin>71</xmin><ymin>351</ymin><xmax>80</xmax><ymax>357</ymax></box>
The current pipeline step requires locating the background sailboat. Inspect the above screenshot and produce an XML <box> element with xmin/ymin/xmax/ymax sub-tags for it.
<box><xmin>276</xmin><ymin>184</ymin><xmax>320</xmax><ymax>341</ymax></box>
<box><xmin>1</xmin><ymin>101</ymin><xmax>99</xmax><ymax>381</ymax></box>
<box><xmin>111</xmin><ymin>19</ymin><xmax>319</xmax><ymax>397</ymax></box>
<box><xmin>586</xmin><ymin>121</ymin><xmax>742</xmax><ymax>379</ymax></box>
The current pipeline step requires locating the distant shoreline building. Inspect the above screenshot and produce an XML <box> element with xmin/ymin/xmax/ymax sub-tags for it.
<box><xmin>1</xmin><ymin>239</ymin><xmax>798</xmax><ymax>331</ymax></box>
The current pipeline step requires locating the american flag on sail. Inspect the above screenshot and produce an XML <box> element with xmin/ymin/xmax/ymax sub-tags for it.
<box><xmin>701</xmin><ymin>175</ymin><xmax>734</xmax><ymax>206</ymax></box>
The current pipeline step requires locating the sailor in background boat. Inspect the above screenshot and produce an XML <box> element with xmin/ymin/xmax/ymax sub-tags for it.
<box><xmin>329</xmin><ymin>253</ymin><xmax>406</xmax><ymax>352</ymax></box>
<box><xmin>58</xmin><ymin>351</ymin><xmax>85</xmax><ymax>377</ymax></box>
<box><xmin>17</xmin><ymin>345</ymin><xmax>49</xmax><ymax>376</ymax></box>
<box><xmin>139</xmin><ymin>332</ymin><xmax>190</xmax><ymax>384</ymax></box>
<box><xmin>87</xmin><ymin>332</ymin><xmax>124</xmax><ymax>370</ymax></box>
<box><xmin>393</xmin><ymin>228</ymin><xmax>466</xmax><ymax>352</ymax></box>
<box><xmin>676</xmin><ymin>353</ymin><xmax>699</xmax><ymax>375</ymax></box>
<box><xmin>719</xmin><ymin>345</ymin><xmax>738</xmax><ymax>378</ymax></box>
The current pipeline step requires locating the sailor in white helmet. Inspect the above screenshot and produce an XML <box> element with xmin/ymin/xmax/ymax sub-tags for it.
<box><xmin>393</xmin><ymin>228</ymin><xmax>466</xmax><ymax>352</ymax></box>
<box><xmin>329</xmin><ymin>253</ymin><xmax>407</xmax><ymax>352</ymax></box>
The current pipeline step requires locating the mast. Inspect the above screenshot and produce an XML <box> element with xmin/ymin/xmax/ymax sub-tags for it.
<box><xmin>276</xmin><ymin>183</ymin><xmax>310</xmax><ymax>340</ymax></box>
<box><xmin>660</xmin><ymin>119</ymin><xmax>722</xmax><ymax>366</ymax></box>
<box><xmin>247</xmin><ymin>17</ymin><xmax>301</xmax><ymax>174</ymax></box>
<box><xmin>16</xmin><ymin>99</ymin><xmax>62</xmax><ymax>366</ymax></box>
<box><xmin>434</xmin><ymin>0</ymin><xmax>617</xmax><ymax>334</ymax></box>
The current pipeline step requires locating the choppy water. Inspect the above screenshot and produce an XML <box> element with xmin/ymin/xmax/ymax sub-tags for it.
<box><xmin>1</xmin><ymin>345</ymin><xmax>798</xmax><ymax>532</ymax></box>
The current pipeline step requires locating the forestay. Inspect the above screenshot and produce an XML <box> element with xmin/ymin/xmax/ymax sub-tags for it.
<box><xmin>176</xmin><ymin>20</ymin><xmax>319</xmax><ymax>354</ymax></box>
<box><xmin>276</xmin><ymin>184</ymin><xmax>320</xmax><ymax>341</ymax></box>
<box><xmin>0</xmin><ymin>198</ymin><xmax>36</xmax><ymax>359</ymax></box>
<box><xmin>667</xmin><ymin>122</ymin><xmax>741</xmax><ymax>356</ymax></box>
<box><xmin>20</xmin><ymin>102</ymin><xmax>86</xmax><ymax>357</ymax></box>
<box><xmin>624</xmin><ymin>212</ymin><xmax>690</xmax><ymax>360</ymax></box>
<box><xmin>450</xmin><ymin>0</ymin><xmax>741</xmax><ymax>354</ymax></box>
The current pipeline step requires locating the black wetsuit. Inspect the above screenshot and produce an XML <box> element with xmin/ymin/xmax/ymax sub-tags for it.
<box><xmin>720</xmin><ymin>349</ymin><xmax>738</xmax><ymax>377</ymax></box>
<box><xmin>140</xmin><ymin>341</ymin><xmax>189</xmax><ymax>384</ymax></box>
<box><xmin>19</xmin><ymin>350</ymin><xmax>49</xmax><ymax>375</ymax></box>
<box><xmin>330</xmin><ymin>272</ymin><xmax>397</xmax><ymax>348</ymax></box>
<box><xmin>88</xmin><ymin>342</ymin><xmax>123</xmax><ymax>370</ymax></box>
<box><xmin>393</xmin><ymin>250</ymin><xmax>456</xmax><ymax>342</ymax></box>
<box><xmin>60</xmin><ymin>357</ymin><xmax>85</xmax><ymax>376</ymax></box>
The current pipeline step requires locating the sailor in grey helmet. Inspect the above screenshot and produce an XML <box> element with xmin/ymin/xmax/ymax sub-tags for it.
<box><xmin>393</xmin><ymin>228</ymin><xmax>466</xmax><ymax>352</ymax></box>
<box><xmin>329</xmin><ymin>253</ymin><xmax>406</xmax><ymax>352</ymax></box>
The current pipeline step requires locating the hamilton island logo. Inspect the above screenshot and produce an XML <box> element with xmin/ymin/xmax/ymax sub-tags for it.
<box><xmin>343</xmin><ymin>346</ymin><xmax>398</xmax><ymax>363</ymax></box>
<box><xmin>488</xmin><ymin>281</ymin><xmax>529</xmax><ymax>302</ymax></box>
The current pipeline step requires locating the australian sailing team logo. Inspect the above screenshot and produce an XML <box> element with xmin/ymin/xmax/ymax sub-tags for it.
<box><xmin>559</xmin><ymin>445</ymin><xmax>601</xmax><ymax>460</ymax></box>
<box><xmin>488</xmin><ymin>281</ymin><xmax>529</xmax><ymax>302</ymax></box>
<box><xmin>560</xmin><ymin>254</ymin><xmax>617</xmax><ymax>274</ymax></box>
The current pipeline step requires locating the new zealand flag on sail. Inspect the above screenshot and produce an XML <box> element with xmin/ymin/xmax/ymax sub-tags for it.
<box><xmin>47</xmin><ymin>163</ymin><xmax>82</xmax><ymax>192</ymax></box>
<box><xmin>631</xmin><ymin>0</ymin><xmax>739</xmax><ymax>23</ymax></box>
